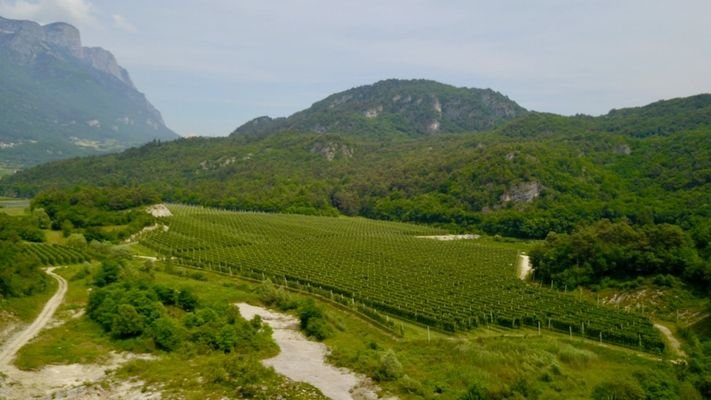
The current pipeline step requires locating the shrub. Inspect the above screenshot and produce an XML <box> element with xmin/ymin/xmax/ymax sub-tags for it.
<box><xmin>376</xmin><ymin>349</ymin><xmax>403</xmax><ymax>381</ymax></box>
<box><xmin>459</xmin><ymin>383</ymin><xmax>487</xmax><ymax>400</ymax></box>
<box><xmin>152</xmin><ymin>317</ymin><xmax>182</xmax><ymax>351</ymax></box>
<box><xmin>177</xmin><ymin>288</ymin><xmax>199</xmax><ymax>311</ymax></box>
<box><xmin>111</xmin><ymin>304</ymin><xmax>145</xmax><ymax>338</ymax></box>
<box><xmin>591</xmin><ymin>379</ymin><xmax>645</xmax><ymax>400</ymax></box>
<box><xmin>94</xmin><ymin>260</ymin><xmax>121</xmax><ymax>287</ymax></box>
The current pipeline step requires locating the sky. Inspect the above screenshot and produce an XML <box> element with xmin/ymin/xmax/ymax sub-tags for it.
<box><xmin>1</xmin><ymin>0</ymin><xmax>710</xmax><ymax>137</ymax></box>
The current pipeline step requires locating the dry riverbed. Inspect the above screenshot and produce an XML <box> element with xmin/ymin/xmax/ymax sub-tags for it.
<box><xmin>237</xmin><ymin>303</ymin><xmax>392</xmax><ymax>400</ymax></box>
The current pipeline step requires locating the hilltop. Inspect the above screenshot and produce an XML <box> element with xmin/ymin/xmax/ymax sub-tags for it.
<box><xmin>232</xmin><ymin>79</ymin><xmax>527</xmax><ymax>137</ymax></box>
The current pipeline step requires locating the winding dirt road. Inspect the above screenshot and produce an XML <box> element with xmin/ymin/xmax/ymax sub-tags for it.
<box><xmin>0</xmin><ymin>267</ymin><xmax>67</xmax><ymax>366</ymax></box>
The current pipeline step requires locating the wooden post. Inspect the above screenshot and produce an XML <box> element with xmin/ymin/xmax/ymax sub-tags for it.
<box><xmin>599</xmin><ymin>332</ymin><xmax>602</xmax><ymax>343</ymax></box>
<box><xmin>569</xmin><ymin>326</ymin><xmax>572</xmax><ymax>338</ymax></box>
<box><xmin>538</xmin><ymin>321</ymin><xmax>541</xmax><ymax>336</ymax></box>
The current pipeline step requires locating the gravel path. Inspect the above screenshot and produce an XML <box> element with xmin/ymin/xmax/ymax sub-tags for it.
<box><xmin>237</xmin><ymin>303</ymin><xmax>385</xmax><ymax>400</ymax></box>
<box><xmin>653</xmin><ymin>323</ymin><xmax>686</xmax><ymax>358</ymax></box>
<box><xmin>0</xmin><ymin>267</ymin><xmax>67</xmax><ymax>366</ymax></box>
<box><xmin>518</xmin><ymin>254</ymin><xmax>532</xmax><ymax>280</ymax></box>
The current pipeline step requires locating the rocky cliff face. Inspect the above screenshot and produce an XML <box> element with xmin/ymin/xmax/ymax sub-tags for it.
<box><xmin>0</xmin><ymin>16</ymin><xmax>178</xmax><ymax>168</ymax></box>
<box><xmin>0</xmin><ymin>17</ymin><xmax>133</xmax><ymax>87</ymax></box>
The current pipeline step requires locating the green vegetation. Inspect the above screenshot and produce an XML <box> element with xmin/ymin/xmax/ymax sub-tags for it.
<box><xmin>22</xmin><ymin>243</ymin><xmax>91</xmax><ymax>265</ymax></box>
<box><xmin>0</xmin><ymin>17</ymin><xmax>178</xmax><ymax>168</ymax></box>
<box><xmin>86</xmin><ymin>260</ymin><xmax>275</xmax><ymax>355</ymax></box>
<box><xmin>15</xmin><ymin>261</ymin><xmax>327</xmax><ymax>399</ymax></box>
<box><xmin>140</xmin><ymin>205</ymin><xmax>664</xmax><ymax>352</ymax></box>
<box><xmin>531</xmin><ymin>220</ymin><xmax>711</xmax><ymax>290</ymax></box>
<box><xmin>233</xmin><ymin>79</ymin><xmax>526</xmax><ymax>137</ymax></box>
<box><xmin>0</xmin><ymin>217</ymin><xmax>48</xmax><ymax>298</ymax></box>
<box><xmin>5</xmin><ymin>94</ymin><xmax>711</xmax><ymax>243</ymax></box>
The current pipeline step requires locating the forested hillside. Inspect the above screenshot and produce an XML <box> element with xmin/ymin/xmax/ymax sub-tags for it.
<box><xmin>3</xmin><ymin>91</ymin><xmax>710</xmax><ymax>241</ymax></box>
<box><xmin>233</xmin><ymin>79</ymin><xmax>526</xmax><ymax>137</ymax></box>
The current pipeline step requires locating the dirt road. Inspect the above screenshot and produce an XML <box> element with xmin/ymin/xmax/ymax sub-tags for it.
<box><xmin>653</xmin><ymin>323</ymin><xmax>686</xmax><ymax>358</ymax></box>
<box><xmin>0</xmin><ymin>267</ymin><xmax>67</xmax><ymax>366</ymax></box>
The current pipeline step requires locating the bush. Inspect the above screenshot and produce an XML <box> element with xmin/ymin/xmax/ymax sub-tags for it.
<box><xmin>152</xmin><ymin>317</ymin><xmax>182</xmax><ymax>351</ymax></box>
<box><xmin>177</xmin><ymin>288</ymin><xmax>199</xmax><ymax>311</ymax></box>
<box><xmin>94</xmin><ymin>260</ymin><xmax>122</xmax><ymax>287</ymax></box>
<box><xmin>459</xmin><ymin>383</ymin><xmax>487</xmax><ymax>400</ymax></box>
<box><xmin>399</xmin><ymin>375</ymin><xmax>424</xmax><ymax>395</ymax></box>
<box><xmin>591</xmin><ymin>379</ymin><xmax>645</xmax><ymax>400</ymax></box>
<box><xmin>376</xmin><ymin>349</ymin><xmax>403</xmax><ymax>381</ymax></box>
<box><xmin>298</xmin><ymin>300</ymin><xmax>332</xmax><ymax>340</ymax></box>
<box><xmin>111</xmin><ymin>304</ymin><xmax>145</xmax><ymax>338</ymax></box>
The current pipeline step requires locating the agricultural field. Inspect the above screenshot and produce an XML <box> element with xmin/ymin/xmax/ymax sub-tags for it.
<box><xmin>141</xmin><ymin>205</ymin><xmax>664</xmax><ymax>352</ymax></box>
<box><xmin>0</xmin><ymin>197</ymin><xmax>29</xmax><ymax>216</ymax></box>
<box><xmin>22</xmin><ymin>243</ymin><xmax>91</xmax><ymax>265</ymax></box>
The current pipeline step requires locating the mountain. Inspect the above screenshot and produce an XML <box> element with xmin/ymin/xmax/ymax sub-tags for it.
<box><xmin>2</xmin><ymin>86</ymin><xmax>710</xmax><ymax>239</ymax></box>
<box><xmin>0</xmin><ymin>16</ymin><xmax>179</xmax><ymax>169</ymax></box>
<box><xmin>232</xmin><ymin>79</ymin><xmax>527</xmax><ymax>137</ymax></box>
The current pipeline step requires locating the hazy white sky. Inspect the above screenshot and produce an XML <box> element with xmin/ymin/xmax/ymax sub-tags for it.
<box><xmin>1</xmin><ymin>0</ymin><xmax>710</xmax><ymax>136</ymax></box>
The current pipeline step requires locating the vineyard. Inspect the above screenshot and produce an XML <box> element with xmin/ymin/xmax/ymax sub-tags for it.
<box><xmin>141</xmin><ymin>205</ymin><xmax>665</xmax><ymax>353</ymax></box>
<box><xmin>22</xmin><ymin>243</ymin><xmax>91</xmax><ymax>265</ymax></box>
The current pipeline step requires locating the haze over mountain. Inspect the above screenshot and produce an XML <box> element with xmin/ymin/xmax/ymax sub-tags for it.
<box><xmin>0</xmin><ymin>16</ymin><xmax>178</xmax><ymax>169</ymax></box>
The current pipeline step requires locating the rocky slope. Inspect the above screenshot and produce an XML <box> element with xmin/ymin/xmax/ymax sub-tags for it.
<box><xmin>0</xmin><ymin>16</ymin><xmax>179</xmax><ymax>168</ymax></box>
<box><xmin>232</xmin><ymin>79</ymin><xmax>527</xmax><ymax>137</ymax></box>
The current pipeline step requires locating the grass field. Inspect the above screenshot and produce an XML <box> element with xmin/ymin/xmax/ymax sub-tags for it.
<box><xmin>139</xmin><ymin>205</ymin><xmax>664</xmax><ymax>352</ymax></box>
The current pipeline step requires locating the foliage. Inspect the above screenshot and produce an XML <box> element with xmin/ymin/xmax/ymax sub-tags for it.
<box><xmin>93</xmin><ymin>259</ymin><xmax>123</xmax><ymax>287</ymax></box>
<box><xmin>4</xmin><ymin>95</ymin><xmax>711</xmax><ymax>244</ymax></box>
<box><xmin>233</xmin><ymin>79</ymin><xmax>526</xmax><ymax>137</ymax></box>
<box><xmin>0</xmin><ymin>240</ymin><xmax>46</xmax><ymax>297</ymax></box>
<box><xmin>459</xmin><ymin>383</ymin><xmax>487</xmax><ymax>400</ymax></box>
<box><xmin>144</xmin><ymin>205</ymin><xmax>664</xmax><ymax>352</ymax></box>
<box><xmin>86</xmin><ymin>271</ymin><xmax>271</xmax><ymax>355</ymax></box>
<box><xmin>0</xmin><ymin>17</ymin><xmax>178</xmax><ymax>169</ymax></box>
<box><xmin>376</xmin><ymin>349</ymin><xmax>404</xmax><ymax>381</ymax></box>
<box><xmin>299</xmin><ymin>300</ymin><xmax>333</xmax><ymax>340</ymax></box>
<box><xmin>591</xmin><ymin>379</ymin><xmax>646</xmax><ymax>400</ymax></box>
<box><xmin>530</xmin><ymin>220</ymin><xmax>710</xmax><ymax>290</ymax></box>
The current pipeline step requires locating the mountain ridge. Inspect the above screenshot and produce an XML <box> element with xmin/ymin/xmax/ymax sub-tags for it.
<box><xmin>0</xmin><ymin>16</ymin><xmax>179</xmax><ymax>168</ymax></box>
<box><xmin>3</xmin><ymin>87</ymin><xmax>710</xmax><ymax>240</ymax></box>
<box><xmin>232</xmin><ymin>79</ymin><xmax>527</xmax><ymax>137</ymax></box>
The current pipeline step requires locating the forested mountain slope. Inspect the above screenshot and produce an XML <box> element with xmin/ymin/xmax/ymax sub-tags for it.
<box><xmin>0</xmin><ymin>16</ymin><xmax>179</xmax><ymax>168</ymax></box>
<box><xmin>2</xmin><ymin>87</ymin><xmax>710</xmax><ymax>239</ymax></box>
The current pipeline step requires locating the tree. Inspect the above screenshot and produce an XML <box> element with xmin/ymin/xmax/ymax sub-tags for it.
<box><xmin>152</xmin><ymin>317</ymin><xmax>182</xmax><ymax>351</ymax></box>
<box><xmin>111</xmin><ymin>304</ymin><xmax>145</xmax><ymax>338</ymax></box>
<box><xmin>177</xmin><ymin>288</ymin><xmax>199</xmax><ymax>311</ymax></box>
<box><xmin>94</xmin><ymin>260</ymin><xmax>121</xmax><ymax>287</ymax></box>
